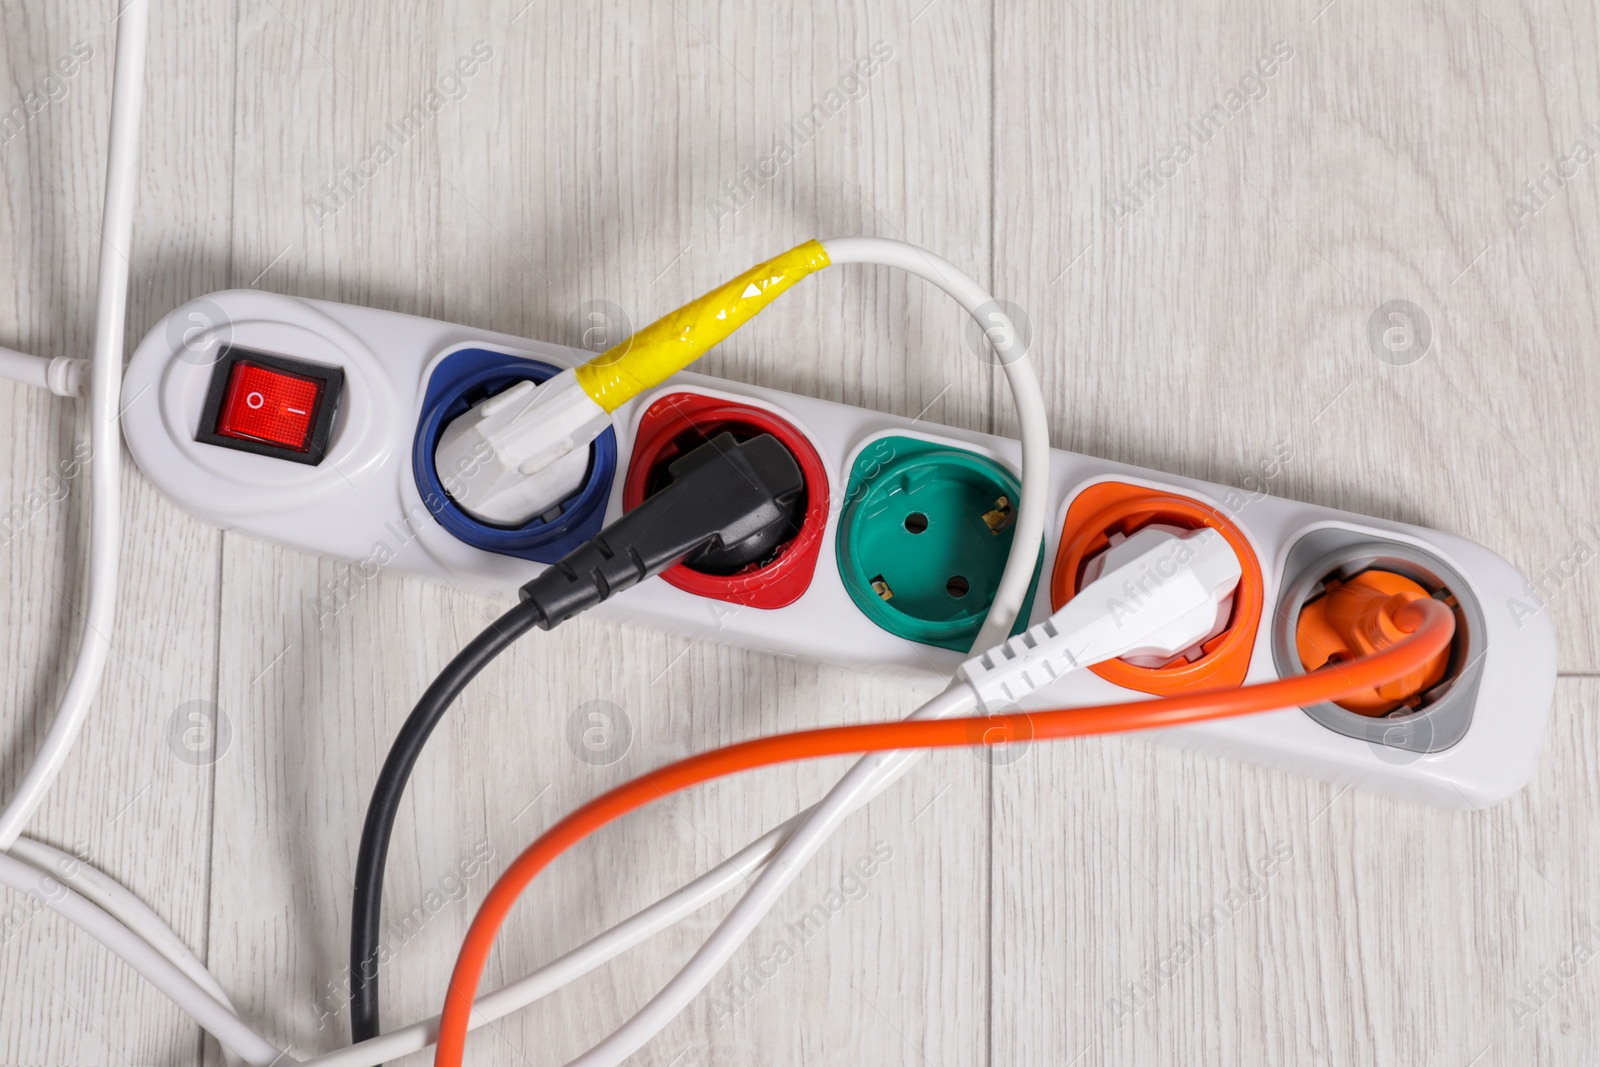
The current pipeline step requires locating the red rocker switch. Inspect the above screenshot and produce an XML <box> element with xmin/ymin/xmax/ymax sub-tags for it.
<box><xmin>196</xmin><ymin>347</ymin><xmax>344</xmax><ymax>464</ymax></box>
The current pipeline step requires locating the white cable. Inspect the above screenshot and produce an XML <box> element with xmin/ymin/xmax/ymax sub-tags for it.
<box><xmin>6</xmin><ymin>839</ymin><xmax>249</xmax><ymax>1067</ymax></box>
<box><xmin>822</xmin><ymin>237</ymin><xmax>1051</xmax><ymax>652</ymax></box>
<box><xmin>0</xmin><ymin>347</ymin><xmax>89</xmax><ymax>397</ymax></box>
<box><xmin>551</xmin><ymin>238</ymin><xmax>1053</xmax><ymax>1066</ymax></box>
<box><xmin>0</xmin><ymin>0</ymin><xmax>148</xmax><ymax>848</ymax></box>
<box><xmin>0</xmin><ymin>6</ymin><xmax>263</xmax><ymax>1060</ymax></box>
<box><xmin>0</xmin><ymin>347</ymin><xmax>53</xmax><ymax>391</ymax></box>
<box><xmin>0</xmin><ymin>853</ymin><xmax>283</xmax><ymax>1065</ymax></box>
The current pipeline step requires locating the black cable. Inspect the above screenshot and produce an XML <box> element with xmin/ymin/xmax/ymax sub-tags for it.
<box><xmin>348</xmin><ymin>597</ymin><xmax>541</xmax><ymax>1046</ymax></box>
<box><xmin>349</xmin><ymin>431</ymin><xmax>804</xmax><ymax>1050</ymax></box>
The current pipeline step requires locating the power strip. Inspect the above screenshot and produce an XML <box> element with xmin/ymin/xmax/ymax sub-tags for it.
<box><xmin>121</xmin><ymin>291</ymin><xmax>1556</xmax><ymax>809</ymax></box>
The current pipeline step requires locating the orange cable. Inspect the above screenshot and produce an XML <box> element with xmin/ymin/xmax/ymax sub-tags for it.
<box><xmin>434</xmin><ymin>599</ymin><xmax>1455</xmax><ymax>1066</ymax></box>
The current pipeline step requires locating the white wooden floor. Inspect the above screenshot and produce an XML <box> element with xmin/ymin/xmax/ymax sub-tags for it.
<box><xmin>2</xmin><ymin>1</ymin><xmax>1599</xmax><ymax>1064</ymax></box>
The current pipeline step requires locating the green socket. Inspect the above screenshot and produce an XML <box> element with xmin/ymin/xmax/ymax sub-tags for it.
<box><xmin>836</xmin><ymin>436</ymin><xmax>1041</xmax><ymax>652</ymax></box>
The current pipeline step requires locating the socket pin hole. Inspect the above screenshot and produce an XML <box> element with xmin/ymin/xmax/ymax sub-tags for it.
<box><xmin>946</xmin><ymin>575</ymin><xmax>970</xmax><ymax>598</ymax></box>
<box><xmin>904</xmin><ymin>512</ymin><xmax>929</xmax><ymax>534</ymax></box>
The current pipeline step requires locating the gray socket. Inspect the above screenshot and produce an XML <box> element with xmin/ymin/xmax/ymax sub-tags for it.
<box><xmin>1271</xmin><ymin>530</ymin><xmax>1485</xmax><ymax>753</ymax></box>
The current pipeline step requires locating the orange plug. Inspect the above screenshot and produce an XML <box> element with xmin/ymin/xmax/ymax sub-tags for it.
<box><xmin>1295</xmin><ymin>570</ymin><xmax>1452</xmax><ymax>715</ymax></box>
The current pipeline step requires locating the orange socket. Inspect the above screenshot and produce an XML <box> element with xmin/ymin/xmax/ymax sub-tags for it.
<box><xmin>1294</xmin><ymin>570</ymin><xmax>1451</xmax><ymax>715</ymax></box>
<box><xmin>1050</xmin><ymin>481</ymin><xmax>1264</xmax><ymax>695</ymax></box>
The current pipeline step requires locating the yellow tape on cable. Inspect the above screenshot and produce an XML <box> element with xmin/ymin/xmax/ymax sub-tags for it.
<box><xmin>574</xmin><ymin>240</ymin><xmax>832</xmax><ymax>412</ymax></box>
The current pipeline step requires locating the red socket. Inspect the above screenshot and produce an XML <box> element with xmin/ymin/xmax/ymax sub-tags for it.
<box><xmin>623</xmin><ymin>392</ymin><xmax>828</xmax><ymax>609</ymax></box>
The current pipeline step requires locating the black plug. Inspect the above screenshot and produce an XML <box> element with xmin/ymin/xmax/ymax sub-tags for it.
<box><xmin>519</xmin><ymin>431</ymin><xmax>805</xmax><ymax>628</ymax></box>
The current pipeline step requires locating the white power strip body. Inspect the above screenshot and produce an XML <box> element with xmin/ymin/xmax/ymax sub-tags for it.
<box><xmin>121</xmin><ymin>291</ymin><xmax>1557</xmax><ymax>809</ymax></box>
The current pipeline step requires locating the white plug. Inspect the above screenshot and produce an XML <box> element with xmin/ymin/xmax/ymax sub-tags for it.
<box><xmin>958</xmin><ymin>527</ymin><xmax>1243</xmax><ymax>710</ymax></box>
<box><xmin>432</xmin><ymin>368</ymin><xmax>613</xmax><ymax>525</ymax></box>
